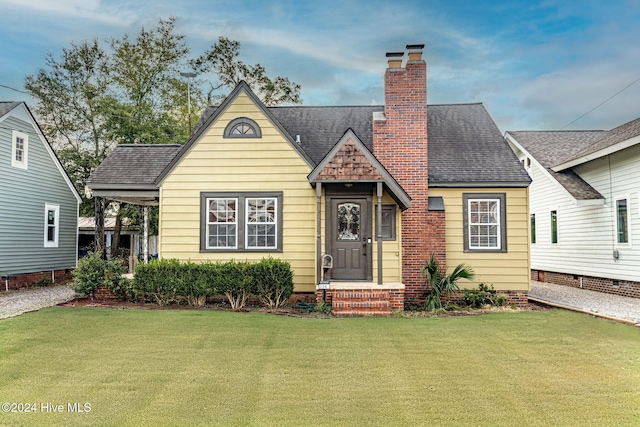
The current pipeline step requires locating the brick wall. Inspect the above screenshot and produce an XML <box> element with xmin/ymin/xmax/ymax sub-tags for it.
<box><xmin>1</xmin><ymin>269</ymin><xmax>73</xmax><ymax>290</ymax></box>
<box><xmin>532</xmin><ymin>269</ymin><xmax>640</xmax><ymax>299</ymax></box>
<box><xmin>373</xmin><ymin>47</ymin><xmax>441</xmax><ymax>303</ymax></box>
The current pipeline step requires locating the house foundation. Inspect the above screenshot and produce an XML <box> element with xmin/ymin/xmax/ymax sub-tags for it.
<box><xmin>532</xmin><ymin>269</ymin><xmax>640</xmax><ymax>299</ymax></box>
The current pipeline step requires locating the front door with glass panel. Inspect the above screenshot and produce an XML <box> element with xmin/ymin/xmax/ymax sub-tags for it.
<box><xmin>329</xmin><ymin>198</ymin><xmax>371</xmax><ymax>280</ymax></box>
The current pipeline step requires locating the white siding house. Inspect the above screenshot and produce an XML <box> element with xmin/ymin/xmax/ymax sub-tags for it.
<box><xmin>506</xmin><ymin>118</ymin><xmax>640</xmax><ymax>298</ymax></box>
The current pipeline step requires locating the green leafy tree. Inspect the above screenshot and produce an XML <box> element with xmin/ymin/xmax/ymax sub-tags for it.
<box><xmin>24</xmin><ymin>39</ymin><xmax>113</xmax><ymax>215</ymax></box>
<box><xmin>105</xmin><ymin>17</ymin><xmax>192</xmax><ymax>145</ymax></box>
<box><xmin>191</xmin><ymin>36</ymin><xmax>301</xmax><ymax>106</ymax></box>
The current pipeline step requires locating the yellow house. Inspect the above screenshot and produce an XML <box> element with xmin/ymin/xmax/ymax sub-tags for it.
<box><xmin>87</xmin><ymin>44</ymin><xmax>531</xmax><ymax>314</ymax></box>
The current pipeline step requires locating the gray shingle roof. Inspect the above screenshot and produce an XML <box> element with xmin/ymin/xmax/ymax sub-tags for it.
<box><xmin>566</xmin><ymin>116</ymin><xmax>640</xmax><ymax>162</ymax></box>
<box><xmin>86</xmin><ymin>144</ymin><xmax>183</xmax><ymax>188</ymax></box>
<box><xmin>89</xmin><ymin>101</ymin><xmax>531</xmax><ymax>189</ymax></box>
<box><xmin>506</xmin><ymin>131</ymin><xmax>606</xmax><ymax>200</ymax></box>
<box><xmin>0</xmin><ymin>101</ymin><xmax>20</xmax><ymax>118</ymax></box>
<box><xmin>427</xmin><ymin>104</ymin><xmax>530</xmax><ymax>186</ymax></box>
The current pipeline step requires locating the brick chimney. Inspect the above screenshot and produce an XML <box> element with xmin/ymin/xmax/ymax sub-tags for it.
<box><xmin>374</xmin><ymin>44</ymin><xmax>443</xmax><ymax>303</ymax></box>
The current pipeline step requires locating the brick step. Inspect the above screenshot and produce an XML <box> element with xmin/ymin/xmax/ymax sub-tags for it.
<box><xmin>333</xmin><ymin>310</ymin><xmax>392</xmax><ymax>317</ymax></box>
<box><xmin>332</xmin><ymin>300</ymin><xmax>391</xmax><ymax>310</ymax></box>
<box><xmin>333</xmin><ymin>291</ymin><xmax>390</xmax><ymax>300</ymax></box>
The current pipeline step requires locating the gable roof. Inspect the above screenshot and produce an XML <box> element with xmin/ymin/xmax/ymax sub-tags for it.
<box><xmin>86</xmin><ymin>84</ymin><xmax>530</xmax><ymax>193</ymax></box>
<box><xmin>0</xmin><ymin>101</ymin><xmax>82</xmax><ymax>204</ymax></box>
<box><xmin>308</xmin><ymin>129</ymin><xmax>411</xmax><ymax>210</ymax></box>
<box><xmin>192</xmin><ymin>102</ymin><xmax>529</xmax><ymax>187</ymax></box>
<box><xmin>552</xmin><ymin>117</ymin><xmax>640</xmax><ymax>171</ymax></box>
<box><xmin>505</xmin><ymin>130</ymin><xmax>605</xmax><ymax>203</ymax></box>
<box><xmin>156</xmin><ymin>81</ymin><xmax>315</xmax><ymax>183</ymax></box>
<box><xmin>0</xmin><ymin>102</ymin><xmax>21</xmax><ymax>118</ymax></box>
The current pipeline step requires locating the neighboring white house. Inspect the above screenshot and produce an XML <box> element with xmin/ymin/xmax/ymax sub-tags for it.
<box><xmin>506</xmin><ymin>117</ymin><xmax>640</xmax><ymax>299</ymax></box>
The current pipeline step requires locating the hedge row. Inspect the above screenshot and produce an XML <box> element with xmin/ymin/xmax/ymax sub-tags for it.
<box><xmin>72</xmin><ymin>254</ymin><xmax>295</xmax><ymax>309</ymax></box>
<box><xmin>132</xmin><ymin>257</ymin><xmax>294</xmax><ymax>309</ymax></box>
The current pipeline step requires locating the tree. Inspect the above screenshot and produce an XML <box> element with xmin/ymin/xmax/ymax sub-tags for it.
<box><xmin>191</xmin><ymin>37</ymin><xmax>301</xmax><ymax>106</ymax></box>
<box><xmin>105</xmin><ymin>17</ymin><xmax>192</xmax><ymax>145</ymax></box>
<box><xmin>24</xmin><ymin>39</ymin><xmax>113</xmax><ymax>215</ymax></box>
<box><xmin>24</xmin><ymin>18</ymin><xmax>301</xmax><ymax>256</ymax></box>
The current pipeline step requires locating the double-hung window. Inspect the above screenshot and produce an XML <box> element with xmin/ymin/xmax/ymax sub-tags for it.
<box><xmin>44</xmin><ymin>204</ymin><xmax>59</xmax><ymax>247</ymax></box>
<box><xmin>463</xmin><ymin>193</ymin><xmax>507</xmax><ymax>252</ymax></box>
<box><xmin>201</xmin><ymin>192</ymin><xmax>282</xmax><ymax>252</ymax></box>
<box><xmin>11</xmin><ymin>130</ymin><xmax>28</xmax><ymax>169</ymax></box>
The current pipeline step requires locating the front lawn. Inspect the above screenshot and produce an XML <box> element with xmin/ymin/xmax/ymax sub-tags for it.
<box><xmin>1</xmin><ymin>308</ymin><xmax>638</xmax><ymax>426</ymax></box>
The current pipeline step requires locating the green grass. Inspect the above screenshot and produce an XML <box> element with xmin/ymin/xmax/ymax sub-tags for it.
<box><xmin>1</xmin><ymin>308</ymin><xmax>639</xmax><ymax>426</ymax></box>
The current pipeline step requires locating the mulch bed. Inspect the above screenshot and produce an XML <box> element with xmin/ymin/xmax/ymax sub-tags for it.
<box><xmin>58</xmin><ymin>296</ymin><xmax>548</xmax><ymax>318</ymax></box>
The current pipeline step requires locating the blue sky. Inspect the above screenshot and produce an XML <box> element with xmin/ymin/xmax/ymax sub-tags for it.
<box><xmin>1</xmin><ymin>0</ymin><xmax>639</xmax><ymax>133</ymax></box>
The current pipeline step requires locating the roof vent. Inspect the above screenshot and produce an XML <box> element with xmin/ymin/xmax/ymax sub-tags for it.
<box><xmin>295</xmin><ymin>134</ymin><xmax>301</xmax><ymax>144</ymax></box>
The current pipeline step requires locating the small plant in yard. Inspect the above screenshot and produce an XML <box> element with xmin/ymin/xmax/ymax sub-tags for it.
<box><xmin>35</xmin><ymin>275</ymin><xmax>52</xmax><ymax>287</ymax></box>
<box><xmin>463</xmin><ymin>283</ymin><xmax>508</xmax><ymax>308</ymax></box>
<box><xmin>72</xmin><ymin>252</ymin><xmax>128</xmax><ymax>297</ymax></box>
<box><xmin>421</xmin><ymin>253</ymin><xmax>474</xmax><ymax>311</ymax></box>
<box><xmin>314</xmin><ymin>302</ymin><xmax>332</xmax><ymax>315</ymax></box>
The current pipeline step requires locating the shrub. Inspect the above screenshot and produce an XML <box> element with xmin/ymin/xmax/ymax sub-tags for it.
<box><xmin>214</xmin><ymin>260</ymin><xmax>255</xmax><ymax>310</ymax></box>
<box><xmin>463</xmin><ymin>283</ymin><xmax>507</xmax><ymax>308</ymax></box>
<box><xmin>35</xmin><ymin>275</ymin><xmax>52</xmax><ymax>287</ymax></box>
<box><xmin>182</xmin><ymin>261</ymin><xmax>216</xmax><ymax>306</ymax></box>
<box><xmin>133</xmin><ymin>258</ymin><xmax>183</xmax><ymax>305</ymax></box>
<box><xmin>252</xmin><ymin>257</ymin><xmax>294</xmax><ymax>308</ymax></box>
<box><xmin>422</xmin><ymin>254</ymin><xmax>474</xmax><ymax>311</ymax></box>
<box><xmin>72</xmin><ymin>252</ymin><xmax>127</xmax><ymax>297</ymax></box>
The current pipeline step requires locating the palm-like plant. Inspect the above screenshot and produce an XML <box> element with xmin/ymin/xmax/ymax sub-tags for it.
<box><xmin>421</xmin><ymin>254</ymin><xmax>474</xmax><ymax>311</ymax></box>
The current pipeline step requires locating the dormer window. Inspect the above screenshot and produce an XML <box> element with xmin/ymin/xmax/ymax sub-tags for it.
<box><xmin>224</xmin><ymin>117</ymin><xmax>261</xmax><ymax>138</ymax></box>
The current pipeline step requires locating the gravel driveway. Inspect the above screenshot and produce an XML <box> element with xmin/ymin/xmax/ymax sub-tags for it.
<box><xmin>0</xmin><ymin>284</ymin><xmax>76</xmax><ymax>319</ymax></box>
<box><xmin>530</xmin><ymin>281</ymin><xmax>640</xmax><ymax>325</ymax></box>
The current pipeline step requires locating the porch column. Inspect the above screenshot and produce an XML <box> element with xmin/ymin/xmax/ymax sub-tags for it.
<box><xmin>377</xmin><ymin>182</ymin><xmax>383</xmax><ymax>285</ymax></box>
<box><xmin>143</xmin><ymin>206</ymin><xmax>149</xmax><ymax>263</ymax></box>
<box><xmin>316</xmin><ymin>183</ymin><xmax>322</xmax><ymax>283</ymax></box>
<box><xmin>139</xmin><ymin>206</ymin><xmax>149</xmax><ymax>264</ymax></box>
<box><xmin>94</xmin><ymin>197</ymin><xmax>106</xmax><ymax>260</ymax></box>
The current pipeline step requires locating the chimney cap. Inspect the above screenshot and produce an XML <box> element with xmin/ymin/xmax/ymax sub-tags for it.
<box><xmin>406</xmin><ymin>44</ymin><xmax>425</xmax><ymax>51</ymax></box>
<box><xmin>385</xmin><ymin>52</ymin><xmax>404</xmax><ymax>58</ymax></box>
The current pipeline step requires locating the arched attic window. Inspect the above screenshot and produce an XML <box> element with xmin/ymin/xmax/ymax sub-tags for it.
<box><xmin>224</xmin><ymin>117</ymin><xmax>262</xmax><ymax>138</ymax></box>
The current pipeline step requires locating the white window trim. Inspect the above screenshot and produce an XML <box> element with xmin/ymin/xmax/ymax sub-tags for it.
<box><xmin>462</xmin><ymin>193</ymin><xmax>507</xmax><ymax>253</ymax></box>
<box><xmin>614</xmin><ymin>194</ymin><xmax>631</xmax><ymax>247</ymax></box>
<box><xmin>201</xmin><ymin>192</ymin><xmax>283</xmax><ymax>252</ymax></box>
<box><xmin>205</xmin><ymin>197</ymin><xmax>239</xmax><ymax>250</ymax></box>
<box><xmin>44</xmin><ymin>204</ymin><xmax>60</xmax><ymax>248</ymax></box>
<box><xmin>468</xmin><ymin>197</ymin><xmax>501</xmax><ymax>250</ymax></box>
<box><xmin>11</xmin><ymin>129</ymin><xmax>28</xmax><ymax>169</ymax></box>
<box><xmin>245</xmin><ymin>197</ymin><xmax>278</xmax><ymax>250</ymax></box>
